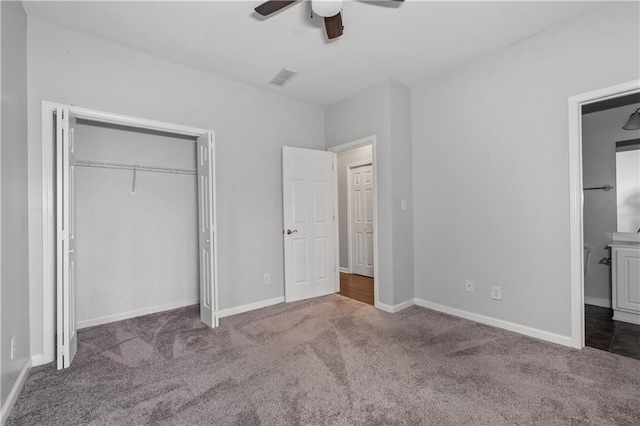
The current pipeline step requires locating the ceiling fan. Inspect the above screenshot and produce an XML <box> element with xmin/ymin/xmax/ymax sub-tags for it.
<box><xmin>254</xmin><ymin>0</ymin><xmax>404</xmax><ymax>40</ymax></box>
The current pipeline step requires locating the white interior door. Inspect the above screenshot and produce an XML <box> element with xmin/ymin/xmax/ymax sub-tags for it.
<box><xmin>350</xmin><ymin>164</ymin><xmax>374</xmax><ymax>277</ymax></box>
<box><xmin>197</xmin><ymin>133</ymin><xmax>217</xmax><ymax>327</ymax></box>
<box><xmin>56</xmin><ymin>109</ymin><xmax>78</xmax><ymax>369</ymax></box>
<box><xmin>282</xmin><ymin>147</ymin><xmax>336</xmax><ymax>302</ymax></box>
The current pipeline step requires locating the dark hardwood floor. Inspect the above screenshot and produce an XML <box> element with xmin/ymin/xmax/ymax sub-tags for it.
<box><xmin>339</xmin><ymin>272</ymin><xmax>374</xmax><ymax>306</ymax></box>
<box><xmin>585</xmin><ymin>304</ymin><xmax>640</xmax><ymax>360</ymax></box>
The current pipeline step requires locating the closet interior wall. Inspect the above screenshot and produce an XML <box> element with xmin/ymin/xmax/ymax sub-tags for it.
<box><xmin>73</xmin><ymin>119</ymin><xmax>199</xmax><ymax>327</ymax></box>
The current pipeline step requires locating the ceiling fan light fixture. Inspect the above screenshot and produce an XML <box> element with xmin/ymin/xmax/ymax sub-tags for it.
<box><xmin>622</xmin><ymin>108</ymin><xmax>640</xmax><ymax>130</ymax></box>
<box><xmin>312</xmin><ymin>0</ymin><xmax>343</xmax><ymax>18</ymax></box>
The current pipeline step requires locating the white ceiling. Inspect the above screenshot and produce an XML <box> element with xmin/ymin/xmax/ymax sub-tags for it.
<box><xmin>23</xmin><ymin>1</ymin><xmax>606</xmax><ymax>106</ymax></box>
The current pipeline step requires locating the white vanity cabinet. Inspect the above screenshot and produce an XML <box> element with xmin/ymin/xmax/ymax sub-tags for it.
<box><xmin>611</xmin><ymin>242</ymin><xmax>640</xmax><ymax>325</ymax></box>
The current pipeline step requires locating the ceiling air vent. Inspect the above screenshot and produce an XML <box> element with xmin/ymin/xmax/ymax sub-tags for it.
<box><xmin>270</xmin><ymin>68</ymin><xmax>298</xmax><ymax>87</ymax></box>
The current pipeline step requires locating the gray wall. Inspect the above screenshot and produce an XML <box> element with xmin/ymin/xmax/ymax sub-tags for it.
<box><xmin>337</xmin><ymin>145</ymin><xmax>372</xmax><ymax>269</ymax></box>
<box><xmin>389</xmin><ymin>81</ymin><xmax>414</xmax><ymax>305</ymax></box>
<box><xmin>412</xmin><ymin>2</ymin><xmax>640</xmax><ymax>338</ymax></box>
<box><xmin>27</xmin><ymin>19</ymin><xmax>325</xmax><ymax>359</ymax></box>
<box><xmin>326</xmin><ymin>79</ymin><xmax>414</xmax><ymax>306</ymax></box>
<box><xmin>1</xmin><ymin>0</ymin><xmax>30</xmax><ymax>409</ymax></box>
<box><xmin>74</xmin><ymin>121</ymin><xmax>199</xmax><ymax>325</ymax></box>
<box><xmin>582</xmin><ymin>103</ymin><xmax>640</xmax><ymax>306</ymax></box>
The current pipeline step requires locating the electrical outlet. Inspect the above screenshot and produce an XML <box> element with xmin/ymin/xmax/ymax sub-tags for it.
<box><xmin>263</xmin><ymin>273</ymin><xmax>271</xmax><ymax>285</ymax></box>
<box><xmin>465</xmin><ymin>279</ymin><xmax>474</xmax><ymax>292</ymax></box>
<box><xmin>10</xmin><ymin>337</ymin><xmax>16</xmax><ymax>360</ymax></box>
<box><xmin>491</xmin><ymin>286</ymin><xmax>502</xmax><ymax>301</ymax></box>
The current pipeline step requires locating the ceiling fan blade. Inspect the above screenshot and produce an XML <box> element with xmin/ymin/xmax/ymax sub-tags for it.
<box><xmin>324</xmin><ymin>12</ymin><xmax>343</xmax><ymax>40</ymax></box>
<box><xmin>255</xmin><ymin>0</ymin><xmax>298</xmax><ymax>17</ymax></box>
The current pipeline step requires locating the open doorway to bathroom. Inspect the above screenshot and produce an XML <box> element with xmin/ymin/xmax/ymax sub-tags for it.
<box><xmin>333</xmin><ymin>142</ymin><xmax>375</xmax><ymax>306</ymax></box>
<box><xmin>581</xmin><ymin>92</ymin><xmax>640</xmax><ymax>360</ymax></box>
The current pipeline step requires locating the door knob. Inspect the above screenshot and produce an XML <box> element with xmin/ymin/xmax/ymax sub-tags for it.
<box><xmin>286</xmin><ymin>229</ymin><xmax>298</xmax><ymax>235</ymax></box>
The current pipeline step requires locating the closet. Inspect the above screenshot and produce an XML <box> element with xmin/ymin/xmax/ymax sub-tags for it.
<box><xmin>54</xmin><ymin>106</ymin><xmax>216</xmax><ymax>369</ymax></box>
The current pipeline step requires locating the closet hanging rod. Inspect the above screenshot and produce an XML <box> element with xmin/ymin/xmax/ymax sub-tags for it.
<box><xmin>75</xmin><ymin>159</ymin><xmax>196</xmax><ymax>175</ymax></box>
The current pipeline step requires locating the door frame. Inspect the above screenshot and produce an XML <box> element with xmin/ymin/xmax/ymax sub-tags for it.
<box><xmin>40</xmin><ymin>101</ymin><xmax>219</xmax><ymax>364</ymax></box>
<box><xmin>328</xmin><ymin>136</ymin><xmax>379</xmax><ymax>307</ymax></box>
<box><xmin>568</xmin><ymin>80</ymin><xmax>640</xmax><ymax>349</ymax></box>
<box><xmin>346</xmin><ymin>160</ymin><xmax>373</xmax><ymax>275</ymax></box>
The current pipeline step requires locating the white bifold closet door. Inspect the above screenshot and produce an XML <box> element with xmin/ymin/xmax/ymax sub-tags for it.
<box><xmin>56</xmin><ymin>109</ymin><xmax>217</xmax><ymax>370</ymax></box>
<box><xmin>56</xmin><ymin>108</ymin><xmax>78</xmax><ymax>369</ymax></box>
<box><xmin>282</xmin><ymin>147</ymin><xmax>336</xmax><ymax>302</ymax></box>
<box><xmin>197</xmin><ymin>133</ymin><xmax>217</xmax><ymax>328</ymax></box>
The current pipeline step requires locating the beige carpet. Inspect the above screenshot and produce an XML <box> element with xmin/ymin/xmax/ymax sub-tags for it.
<box><xmin>7</xmin><ymin>294</ymin><xmax>640</xmax><ymax>425</ymax></box>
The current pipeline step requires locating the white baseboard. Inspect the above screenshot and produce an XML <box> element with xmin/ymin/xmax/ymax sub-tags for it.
<box><xmin>414</xmin><ymin>298</ymin><xmax>573</xmax><ymax>347</ymax></box>
<box><xmin>77</xmin><ymin>298</ymin><xmax>199</xmax><ymax>329</ymax></box>
<box><xmin>613</xmin><ymin>310</ymin><xmax>640</xmax><ymax>325</ymax></box>
<box><xmin>339</xmin><ymin>267</ymin><xmax>350</xmax><ymax>274</ymax></box>
<box><xmin>584</xmin><ymin>296</ymin><xmax>612</xmax><ymax>308</ymax></box>
<box><xmin>1</xmin><ymin>358</ymin><xmax>32</xmax><ymax>424</ymax></box>
<box><xmin>376</xmin><ymin>298</ymin><xmax>415</xmax><ymax>313</ymax></box>
<box><xmin>217</xmin><ymin>296</ymin><xmax>285</xmax><ymax>319</ymax></box>
<box><xmin>30</xmin><ymin>354</ymin><xmax>43</xmax><ymax>367</ymax></box>
<box><xmin>375</xmin><ymin>302</ymin><xmax>394</xmax><ymax>313</ymax></box>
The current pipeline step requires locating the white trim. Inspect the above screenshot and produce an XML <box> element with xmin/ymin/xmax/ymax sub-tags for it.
<box><xmin>41</xmin><ymin>102</ymin><xmax>56</xmax><ymax>365</ymax></box>
<box><xmin>68</xmin><ymin>105</ymin><xmax>208</xmax><ymax>137</ymax></box>
<box><xmin>217</xmin><ymin>296</ymin><xmax>284</xmax><ymax>318</ymax></box>
<box><xmin>0</xmin><ymin>5</ymin><xmax>2</xmax><ymax>419</ymax></box>
<box><xmin>414</xmin><ymin>299</ymin><xmax>572</xmax><ymax>347</ymax></box>
<box><xmin>327</xmin><ymin>136</ymin><xmax>376</xmax><ymax>154</ymax></box>
<box><xmin>328</xmin><ymin>136</ymin><xmax>379</xmax><ymax>308</ymax></box>
<box><xmin>584</xmin><ymin>296</ymin><xmax>612</xmax><ymax>309</ymax></box>
<box><xmin>40</xmin><ymin>101</ymin><xmax>218</xmax><ymax>365</ymax></box>
<box><xmin>346</xmin><ymin>160</ymin><xmax>373</xmax><ymax>276</ymax></box>
<box><xmin>339</xmin><ymin>267</ymin><xmax>350</xmax><ymax>274</ymax></box>
<box><xmin>394</xmin><ymin>298</ymin><xmax>416</xmax><ymax>312</ymax></box>
<box><xmin>0</xmin><ymin>359</ymin><xmax>32</xmax><ymax>424</ymax></box>
<box><xmin>212</xmin><ymin>148</ymin><xmax>220</xmax><ymax>327</ymax></box>
<box><xmin>375</xmin><ymin>302</ymin><xmax>394</xmax><ymax>313</ymax></box>
<box><xmin>332</xmin><ymin>152</ymin><xmax>340</xmax><ymax>292</ymax></box>
<box><xmin>0</xmin><ymin>9</ymin><xmax>2</xmax><ymax>423</ymax></box>
<box><xmin>377</xmin><ymin>298</ymin><xmax>415</xmax><ymax>313</ymax></box>
<box><xmin>613</xmin><ymin>310</ymin><xmax>640</xmax><ymax>325</ymax></box>
<box><xmin>31</xmin><ymin>355</ymin><xmax>43</xmax><ymax>367</ymax></box>
<box><xmin>211</xmin><ymin>137</ymin><xmax>220</xmax><ymax>328</ymax></box>
<box><xmin>568</xmin><ymin>80</ymin><xmax>640</xmax><ymax>349</ymax></box>
<box><xmin>77</xmin><ymin>299</ymin><xmax>199</xmax><ymax>329</ymax></box>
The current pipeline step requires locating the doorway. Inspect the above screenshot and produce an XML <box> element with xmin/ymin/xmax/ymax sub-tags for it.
<box><xmin>329</xmin><ymin>136</ymin><xmax>378</xmax><ymax>306</ymax></box>
<box><xmin>41</xmin><ymin>103</ymin><xmax>218</xmax><ymax>368</ymax></box>
<box><xmin>568</xmin><ymin>80</ymin><xmax>640</xmax><ymax>356</ymax></box>
<box><xmin>281</xmin><ymin>138</ymin><xmax>379</xmax><ymax>307</ymax></box>
<box><xmin>581</xmin><ymin>93</ymin><xmax>640</xmax><ymax>359</ymax></box>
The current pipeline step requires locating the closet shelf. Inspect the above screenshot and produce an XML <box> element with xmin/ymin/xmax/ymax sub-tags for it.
<box><xmin>75</xmin><ymin>159</ymin><xmax>196</xmax><ymax>175</ymax></box>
